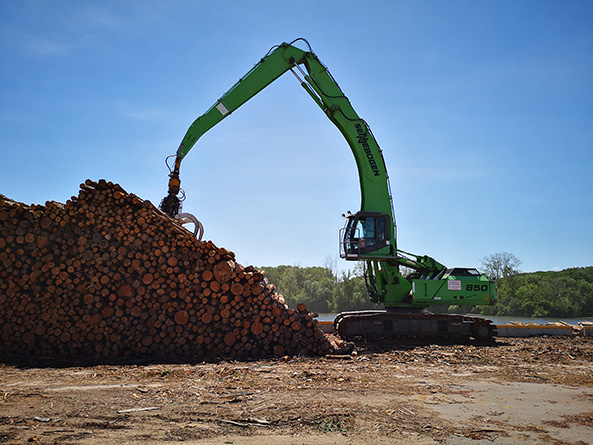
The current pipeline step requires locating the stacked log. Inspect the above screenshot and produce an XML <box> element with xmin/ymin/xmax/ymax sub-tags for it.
<box><xmin>0</xmin><ymin>179</ymin><xmax>332</xmax><ymax>359</ymax></box>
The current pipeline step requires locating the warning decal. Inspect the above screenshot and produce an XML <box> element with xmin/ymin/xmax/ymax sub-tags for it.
<box><xmin>448</xmin><ymin>280</ymin><xmax>462</xmax><ymax>291</ymax></box>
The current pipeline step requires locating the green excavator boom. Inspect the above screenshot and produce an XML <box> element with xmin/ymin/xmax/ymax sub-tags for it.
<box><xmin>159</xmin><ymin>38</ymin><xmax>496</xmax><ymax>327</ymax></box>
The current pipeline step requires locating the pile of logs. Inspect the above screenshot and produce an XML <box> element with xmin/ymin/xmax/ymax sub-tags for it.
<box><xmin>0</xmin><ymin>180</ymin><xmax>332</xmax><ymax>359</ymax></box>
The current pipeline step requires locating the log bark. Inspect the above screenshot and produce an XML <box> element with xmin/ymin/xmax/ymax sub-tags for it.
<box><xmin>0</xmin><ymin>181</ymin><xmax>332</xmax><ymax>360</ymax></box>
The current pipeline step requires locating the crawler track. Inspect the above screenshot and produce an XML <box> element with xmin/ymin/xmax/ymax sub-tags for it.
<box><xmin>334</xmin><ymin>310</ymin><xmax>497</xmax><ymax>344</ymax></box>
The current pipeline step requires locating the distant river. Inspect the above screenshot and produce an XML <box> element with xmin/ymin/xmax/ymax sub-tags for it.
<box><xmin>316</xmin><ymin>313</ymin><xmax>593</xmax><ymax>325</ymax></box>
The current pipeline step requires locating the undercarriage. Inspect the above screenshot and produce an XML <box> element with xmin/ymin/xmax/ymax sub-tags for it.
<box><xmin>334</xmin><ymin>310</ymin><xmax>497</xmax><ymax>344</ymax></box>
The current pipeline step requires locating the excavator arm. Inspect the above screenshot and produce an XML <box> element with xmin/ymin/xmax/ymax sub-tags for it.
<box><xmin>161</xmin><ymin>39</ymin><xmax>395</xmax><ymax>246</ymax></box>
<box><xmin>159</xmin><ymin>39</ymin><xmax>496</xmax><ymax>327</ymax></box>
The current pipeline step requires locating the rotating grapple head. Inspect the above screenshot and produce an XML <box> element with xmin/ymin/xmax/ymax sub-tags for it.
<box><xmin>159</xmin><ymin>154</ymin><xmax>204</xmax><ymax>239</ymax></box>
<box><xmin>159</xmin><ymin>192</ymin><xmax>181</xmax><ymax>217</ymax></box>
<box><xmin>159</xmin><ymin>155</ymin><xmax>183</xmax><ymax>217</ymax></box>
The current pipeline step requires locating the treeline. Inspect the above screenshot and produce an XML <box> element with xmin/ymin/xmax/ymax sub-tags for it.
<box><xmin>466</xmin><ymin>266</ymin><xmax>593</xmax><ymax>318</ymax></box>
<box><xmin>259</xmin><ymin>265</ymin><xmax>378</xmax><ymax>314</ymax></box>
<box><xmin>260</xmin><ymin>264</ymin><xmax>593</xmax><ymax>318</ymax></box>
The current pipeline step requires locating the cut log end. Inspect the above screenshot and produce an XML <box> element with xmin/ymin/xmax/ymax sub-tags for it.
<box><xmin>0</xmin><ymin>179</ymin><xmax>332</xmax><ymax>360</ymax></box>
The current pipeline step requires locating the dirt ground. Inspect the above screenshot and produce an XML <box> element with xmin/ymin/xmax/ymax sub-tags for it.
<box><xmin>1</xmin><ymin>336</ymin><xmax>592</xmax><ymax>445</ymax></box>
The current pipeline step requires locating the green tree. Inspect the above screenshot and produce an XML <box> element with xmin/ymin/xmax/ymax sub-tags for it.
<box><xmin>480</xmin><ymin>252</ymin><xmax>522</xmax><ymax>280</ymax></box>
<box><xmin>329</xmin><ymin>268</ymin><xmax>376</xmax><ymax>312</ymax></box>
<box><xmin>469</xmin><ymin>266</ymin><xmax>593</xmax><ymax>317</ymax></box>
<box><xmin>260</xmin><ymin>264</ymin><xmax>378</xmax><ymax>313</ymax></box>
<box><xmin>261</xmin><ymin>265</ymin><xmax>336</xmax><ymax>313</ymax></box>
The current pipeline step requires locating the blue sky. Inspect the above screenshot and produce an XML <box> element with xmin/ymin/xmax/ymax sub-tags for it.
<box><xmin>1</xmin><ymin>0</ymin><xmax>591</xmax><ymax>273</ymax></box>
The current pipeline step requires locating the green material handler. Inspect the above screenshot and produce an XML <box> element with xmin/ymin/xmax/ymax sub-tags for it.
<box><xmin>160</xmin><ymin>39</ymin><xmax>497</xmax><ymax>343</ymax></box>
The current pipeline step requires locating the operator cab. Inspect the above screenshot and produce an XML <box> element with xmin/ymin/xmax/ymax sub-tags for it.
<box><xmin>340</xmin><ymin>211</ymin><xmax>394</xmax><ymax>260</ymax></box>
